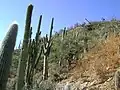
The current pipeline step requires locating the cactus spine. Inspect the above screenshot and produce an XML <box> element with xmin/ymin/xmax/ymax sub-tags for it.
<box><xmin>0</xmin><ymin>23</ymin><xmax>18</xmax><ymax>90</ymax></box>
<box><xmin>43</xmin><ymin>18</ymin><xmax>54</xmax><ymax>80</ymax></box>
<box><xmin>16</xmin><ymin>4</ymin><xmax>33</xmax><ymax>90</ymax></box>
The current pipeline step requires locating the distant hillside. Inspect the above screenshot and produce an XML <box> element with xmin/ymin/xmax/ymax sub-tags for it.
<box><xmin>8</xmin><ymin>19</ymin><xmax>120</xmax><ymax>90</ymax></box>
<box><xmin>57</xmin><ymin>34</ymin><xmax>120</xmax><ymax>89</ymax></box>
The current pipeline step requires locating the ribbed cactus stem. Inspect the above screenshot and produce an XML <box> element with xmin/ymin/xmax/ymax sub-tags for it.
<box><xmin>83</xmin><ymin>31</ymin><xmax>88</xmax><ymax>53</ymax></box>
<box><xmin>37</xmin><ymin>15</ymin><xmax>42</xmax><ymax>33</ymax></box>
<box><xmin>62</xmin><ymin>27</ymin><xmax>66</xmax><ymax>41</ymax></box>
<box><xmin>49</xmin><ymin>18</ymin><xmax>54</xmax><ymax>41</ymax></box>
<box><xmin>43</xmin><ymin>55</ymin><xmax>48</xmax><ymax>80</ymax></box>
<box><xmin>16</xmin><ymin>4</ymin><xmax>33</xmax><ymax>90</ymax></box>
<box><xmin>0</xmin><ymin>23</ymin><xmax>18</xmax><ymax>90</ymax></box>
<box><xmin>29</xmin><ymin>27</ymin><xmax>32</xmax><ymax>40</ymax></box>
<box><xmin>18</xmin><ymin>40</ymin><xmax>21</xmax><ymax>49</ymax></box>
<box><xmin>35</xmin><ymin>15</ymin><xmax>42</xmax><ymax>44</ymax></box>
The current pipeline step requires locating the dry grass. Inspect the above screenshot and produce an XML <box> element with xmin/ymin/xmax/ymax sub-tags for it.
<box><xmin>68</xmin><ymin>33</ymin><xmax>120</xmax><ymax>83</ymax></box>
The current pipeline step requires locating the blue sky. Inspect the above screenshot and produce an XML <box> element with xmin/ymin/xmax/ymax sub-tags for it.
<box><xmin>0</xmin><ymin>0</ymin><xmax>120</xmax><ymax>48</ymax></box>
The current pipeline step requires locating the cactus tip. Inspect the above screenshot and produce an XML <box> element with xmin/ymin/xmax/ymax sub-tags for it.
<box><xmin>11</xmin><ymin>20</ymin><xmax>19</xmax><ymax>25</ymax></box>
<box><xmin>7</xmin><ymin>21</ymin><xmax>18</xmax><ymax>31</ymax></box>
<box><xmin>5</xmin><ymin>21</ymin><xmax>18</xmax><ymax>36</ymax></box>
<box><xmin>28</xmin><ymin>3</ymin><xmax>33</xmax><ymax>7</ymax></box>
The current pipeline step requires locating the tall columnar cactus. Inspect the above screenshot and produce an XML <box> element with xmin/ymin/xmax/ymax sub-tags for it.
<box><xmin>43</xmin><ymin>18</ymin><xmax>54</xmax><ymax>80</ymax></box>
<box><xmin>18</xmin><ymin>40</ymin><xmax>21</xmax><ymax>49</ymax></box>
<box><xmin>59</xmin><ymin>27</ymin><xmax>66</xmax><ymax>68</ymax></box>
<box><xmin>35</xmin><ymin>15</ymin><xmax>42</xmax><ymax>44</ymax></box>
<box><xmin>25</xmin><ymin>26</ymin><xmax>33</xmax><ymax>88</ymax></box>
<box><xmin>62</xmin><ymin>27</ymin><xmax>66</xmax><ymax>41</ymax></box>
<box><xmin>0</xmin><ymin>23</ymin><xmax>18</xmax><ymax>90</ymax></box>
<box><xmin>83</xmin><ymin>30</ymin><xmax>88</xmax><ymax>53</ymax></box>
<box><xmin>16</xmin><ymin>4</ymin><xmax>33</xmax><ymax>90</ymax></box>
<box><xmin>33</xmin><ymin>15</ymin><xmax>43</xmax><ymax>71</ymax></box>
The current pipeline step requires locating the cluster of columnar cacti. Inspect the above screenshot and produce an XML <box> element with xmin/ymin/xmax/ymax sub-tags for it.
<box><xmin>25</xmin><ymin>15</ymin><xmax>43</xmax><ymax>88</ymax></box>
<box><xmin>0</xmin><ymin>23</ymin><xmax>18</xmax><ymax>90</ymax></box>
<box><xmin>15</xmin><ymin>4</ymin><xmax>54</xmax><ymax>90</ymax></box>
<box><xmin>43</xmin><ymin>18</ymin><xmax>54</xmax><ymax>80</ymax></box>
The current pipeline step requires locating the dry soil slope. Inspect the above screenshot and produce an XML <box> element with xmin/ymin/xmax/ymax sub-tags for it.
<box><xmin>57</xmin><ymin>33</ymin><xmax>120</xmax><ymax>90</ymax></box>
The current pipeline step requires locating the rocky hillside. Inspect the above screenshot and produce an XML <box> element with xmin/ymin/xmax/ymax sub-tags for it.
<box><xmin>56</xmin><ymin>34</ymin><xmax>120</xmax><ymax>90</ymax></box>
<box><xmin>6</xmin><ymin>19</ymin><xmax>120</xmax><ymax>90</ymax></box>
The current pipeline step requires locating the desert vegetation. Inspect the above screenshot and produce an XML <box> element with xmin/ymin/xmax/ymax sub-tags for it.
<box><xmin>1</xmin><ymin>4</ymin><xmax>120</xmax><ymax>90</ymax></box>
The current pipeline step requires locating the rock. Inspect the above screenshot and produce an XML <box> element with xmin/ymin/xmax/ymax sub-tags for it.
<box><xmin>64</xmin><ymin>82</ymin><xmax>71</xmax><ymax>90</ymax></box>
<box><xmin>79</xmin><ymin>82</ymin><xmax>88</xmax><ymax>90</ymax></box>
